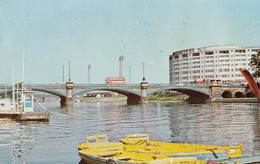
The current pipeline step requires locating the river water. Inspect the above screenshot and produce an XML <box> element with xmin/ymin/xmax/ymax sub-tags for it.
<box><xmin>0</xmin><ymin>102</ymin><xmax>260</xmax><ymax>163</ymax></box>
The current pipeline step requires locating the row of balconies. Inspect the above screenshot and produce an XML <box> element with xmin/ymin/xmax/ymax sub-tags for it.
<box><xmin>173</xmin><ymin>50</ymin><xmax>254</xmax><ymax>58</ymax></box>
<box><xmin>172</xmin><ymin>61</ymin><xmax>248</xmax><ymax>68</ymax></box>
<box><xmin>171</xmin><ymin>73</ymin><xmax>250</xmax><ymax>81</ymax></box>
<box><xmin>173</xmin><ymin>70</ymin><xmax>244</xmax><ymax>76</ymax></box>
<box><xmin>173</xmin><ymin>64</ymin><xmax>248</xmax><ymax>70</ymax></box>
<box><xmin>173</xmin><ymin>55</ymin><xmax>250</xmax><ymax>62</ymax></box>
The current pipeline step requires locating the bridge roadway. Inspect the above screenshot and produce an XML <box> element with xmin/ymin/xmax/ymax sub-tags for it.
<box><xmin>0</xmin><ymin>83</ymin><xmax>247</xmax><ymax>106</ymax></box>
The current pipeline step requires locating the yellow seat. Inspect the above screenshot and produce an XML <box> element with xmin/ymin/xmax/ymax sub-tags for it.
<box><xmin>120</xmin><ymin>133</ymin><xmax>149</xmax><ymax>145</ymax></box>
<box><xmin>79</xmin><ymin>135</ymin><xmax>124</xmax><ymax>157</ymax></box>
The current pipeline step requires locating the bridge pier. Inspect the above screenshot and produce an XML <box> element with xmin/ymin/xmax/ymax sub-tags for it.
<box><xmin>65</xmin><ymin>82</ymin><xmax>74</xmax><ymax>106</ymax></box>
<box><xmin>60</xmin><ymin>96</ymin><xmax>74</xmax><ymax>106</ymax></box>
<box><xmin>186</xmin><ymin>92</ymin><xmax>209</xmax><ymax>104</ymax></box>
<box><xmin>209</xmin><ymin>80</ymin><xmax>223</xmax><ymax>101</ymax></box>
<box><xmin>127</xmin><ymin>94</ymin><xmax>141</xmax><ymax>105</ymax></box>
<box><xmin>60</xmin><ymin>97</ymin><xmax>66</xmax><ymax>106</ymax></box>
<box><xmin>125</xmin><ymin>82</ymin><xmax>148</xmax><ymax>105</ymax></box>
<box><xmin>140</xmin><ymin>82</ymin><xmax>148</xmax><ymax>104</ymax></box>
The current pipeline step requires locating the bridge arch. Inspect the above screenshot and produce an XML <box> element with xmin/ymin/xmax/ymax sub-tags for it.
<box><xmin>30</xmin><ymin>88</ymin><xmax>67</xmax><ymax>105</ymax></box>
<box><xmin>30</xmin><ymin>88</ymin><xmax>67</xmax><ymax>97</ymax></box>
<box><xmin>0</xmin><ymin>88</ymin><xmax>66</xmax><ymax>98</ymax></box>
<box><xmin>73</xmin><ymin>88</ymin><xmax>142</xmax><ymax>105</ymax></box>
<box><xmin>235</xmin><ymin>91</ymin><xmax>244</xmax><ymax>98</ymax></box>
<box><xmin>246</xmin><ymin>91</ymin><xmax>254</xmax><ymax>98</ymax></box>
<box><xmin>0</xmin><ymin>88</ymin><xmax>67</xmax><ymax>106</ymax></box>
<box><xmin>221</xmin><ymin>90</ymin><xmax>232</xmax><ymax>98</ymax></box>
<box><xmin>148</xmin><ymin>87</ymin><xmax>210</xmax><ymax>104</ymax></box>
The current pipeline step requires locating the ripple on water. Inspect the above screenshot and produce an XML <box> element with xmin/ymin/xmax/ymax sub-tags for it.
<box><xmin>0</xmin><ymin>102</ymin><xmax>259</xmax><ymax>163</ymax></box>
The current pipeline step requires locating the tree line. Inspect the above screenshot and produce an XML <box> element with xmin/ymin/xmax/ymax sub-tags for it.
<box><xmin>250</xmin><ymin>51</ymin><xmax>260</xmax><ymax>78</ymax></box>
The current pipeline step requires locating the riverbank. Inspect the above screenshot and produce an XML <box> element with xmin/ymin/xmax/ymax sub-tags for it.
<box><xmin>79</xmin><ymin>97</ymin><xmax>127</xmax><ymax>102</ymax></box>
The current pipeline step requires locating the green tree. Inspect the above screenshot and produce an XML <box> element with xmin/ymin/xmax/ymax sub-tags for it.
<box><xmin>249</xmin><ymin>51</ymin><xmax>260</xmax><ymax>78</ymax></box>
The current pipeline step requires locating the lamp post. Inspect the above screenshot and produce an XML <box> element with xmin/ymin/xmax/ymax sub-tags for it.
<box><xmin>68</xmin><ymin>61</ymin><xmax>71</xmax><ymax>82</ymax></box>
<box><xmin>63</xmin><ymin>65</ymin><xmax>64</xmax><ymax>83</ymax></box>
<box><xmin>119</xmin><ymin>56</ymin><xmax>124</xmax><ymax>77</ymax></box>
<box><xmin>129</xmin><ymin>65</ymin><xmax>131</xmax><ymax>83</ymax></box>
<box><xmin>88</xmin><ymin>64</ymin><xmax>91</xmax><ymax>84</ymax></box>
<box><xmin>142</xmin><ymin>62</ymin><xmax>145</xmax><ymax>81</ymax></box>
<box><xmin>141</xmin><ymin>61</ymin><xmax>148</xmax><ymax>104</ymax></box>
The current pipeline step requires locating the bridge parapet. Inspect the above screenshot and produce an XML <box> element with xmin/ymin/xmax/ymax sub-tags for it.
<box><xmin>65</xmin><ymin>82</ymin><xmax>74</xmax><ymax>105</ymax></box>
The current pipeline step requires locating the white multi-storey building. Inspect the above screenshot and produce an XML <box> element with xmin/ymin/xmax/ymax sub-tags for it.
<box><xmin>169</xmin><ymin>45</ymin><xmax>260</xmax><ymax>84</ymax></box>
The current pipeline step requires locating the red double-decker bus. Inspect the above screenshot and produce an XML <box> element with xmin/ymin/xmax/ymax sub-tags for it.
<box><xmin>105</xmin><ymin>77</ymin><xmax>126</xmax><ymax>86</ymax></box>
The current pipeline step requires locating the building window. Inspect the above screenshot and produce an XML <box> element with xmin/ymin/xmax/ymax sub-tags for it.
<box><xmin>219</xmin><ymin>51</ymin><xmax>229</xmax><ymax>54</ymax></box>
<box><xmin>205</xmin><ymin>51</ymin><xmax>213</xmax><ymax>55</ymax></box>
<box><xmin>193</xmin><ymin>53</ymin><xmax>200</xmax><ymax>57</ymax></box>
<box><xmin>235</xmin><ymin>50</ymin><xmax>245</xmax><ymax>53</ymax></box>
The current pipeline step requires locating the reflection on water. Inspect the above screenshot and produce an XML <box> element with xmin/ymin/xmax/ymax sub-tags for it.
<box><xmin>0</xmin><ymin>102</ymin><xmax>259</xmax><ymax>163</ymax></box>
<box><xmin>169</xmin><ymin>103</ymin><xmax>259</xmax><ymax>151</ymax></box>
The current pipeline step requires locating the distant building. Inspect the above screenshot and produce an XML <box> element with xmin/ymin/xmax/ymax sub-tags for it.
<box><xmin>169</xmin><ymin>45</ymin><xmax>260</xmax><ymax>84</ymax></box>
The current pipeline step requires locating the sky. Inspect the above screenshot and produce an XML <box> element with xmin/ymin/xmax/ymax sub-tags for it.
<box><xmin>0</xmin><ymin>0</ymin><xmax>260</xmax><ymax>84</ymax></box>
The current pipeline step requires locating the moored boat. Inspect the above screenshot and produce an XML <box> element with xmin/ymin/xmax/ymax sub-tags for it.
<box><xmin>0</xmin><ymin>82</ymin><xmax>49</xmax><ymax>122</ymax></box>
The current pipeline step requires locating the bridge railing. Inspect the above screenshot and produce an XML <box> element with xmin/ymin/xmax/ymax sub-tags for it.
<box><xmin>20</xmin><ymin>83</ymin><xmax>206</xmax><ymax>87</ymax></box>
<box><xmin>0</xmin><ymin>83</ymin><xmax>246</xmax><ymax>88</ymax></box>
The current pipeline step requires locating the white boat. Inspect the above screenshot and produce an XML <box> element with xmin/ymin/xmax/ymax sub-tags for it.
<box><xmin>0</xmin><ymin>82</ymin><xmax>49</xmax><ymax>121</ymax></box>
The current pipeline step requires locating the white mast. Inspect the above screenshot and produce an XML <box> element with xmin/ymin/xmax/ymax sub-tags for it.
<box><xmin>12</xmin><ymin>64</ymin><xmax>15</xmax><ymax>111</ymax></box>
<box><xmin>22</xmin><ymin>49</ymin><xmax>25</xmax><ymax>83</ymax></box>
<box><xmin>22</xmin><ymin>49</ymin><xmax>25</xmax><ymax>92</ymax></box>
<box><xmin>22</xmin><ymin>49</ymin><xmax>25</xmax><ymax>111</ymax></box>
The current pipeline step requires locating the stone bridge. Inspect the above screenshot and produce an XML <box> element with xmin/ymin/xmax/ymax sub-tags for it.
<box><xmin>0</xmin><ymin>81</ymin><xmax>248</xmax><ymax>106</ymax></box>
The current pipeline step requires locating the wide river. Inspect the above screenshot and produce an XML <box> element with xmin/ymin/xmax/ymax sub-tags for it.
<box><xmin>0</xmin><ymin>102</ymin><xmax>260</xmax><ymax>163</ymax></box>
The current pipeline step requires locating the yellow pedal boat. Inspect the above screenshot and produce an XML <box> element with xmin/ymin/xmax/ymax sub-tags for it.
<box><xmin>78</xmin><ymin>134</ymin><xmax>243</xmax><ymax>164</ymax></box>
<box><xmin>119</xmin><ymin>134</ymin><xmax>243</xmax><ymax>159</ymax></box>
<box><xmin>78</xmin><ymin>135</ymin><xmax>207</xmax><ymax>164</ymax></box>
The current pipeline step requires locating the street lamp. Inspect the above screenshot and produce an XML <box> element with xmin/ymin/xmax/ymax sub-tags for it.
<box><xmin>63</xmin><ymin>65</ymin><xmax>64</xmax><ymax>83</ymax></box>
<box><xmin>129</xmin><ymin>65</ymin><xmax>131</xmax><ymax>83</ymax></box>
<box><xmin>88</xmin><ymin>64</ymin><xmax>91</xmax><ymax>84</ymax></box>
<box><xmin>68</xmin><ymin>61</ymin><xmax>71</xmax><ymax>82</ymax></box>
<box><xmin>142</xmin><ymin>62</ymin><xmax>145</xmax><ymax>81</ymax></box>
